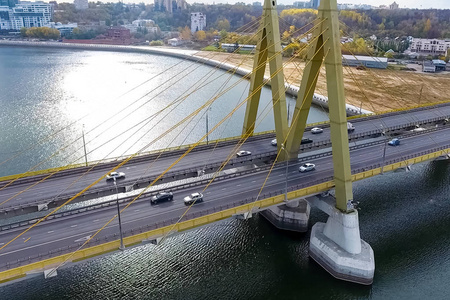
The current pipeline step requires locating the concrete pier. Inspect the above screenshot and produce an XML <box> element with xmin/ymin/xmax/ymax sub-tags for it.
<box><xmin>309</xmin><ymin>207</ymin><xmax>375</xmax><ymax>285</ymax></box>
<box><xmin>260</xmin><ymin>199</ymin><xmax>310</xmax><ymax>232</ymax></box>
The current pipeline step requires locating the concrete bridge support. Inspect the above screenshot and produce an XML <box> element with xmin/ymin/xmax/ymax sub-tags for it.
<box><xmin>260</xmin><ymin>199</ymin><xmax>310</xmax><ymax>232</ymax></box>
<box><xmin>309</xmin><ymin>209</ymin><xmax>374</xmax><ymax>285</ymax></box>
<box><xmin>307</xmin><ymin>194</ymin><xmax>375</xmax><ymax>284</ymax></box>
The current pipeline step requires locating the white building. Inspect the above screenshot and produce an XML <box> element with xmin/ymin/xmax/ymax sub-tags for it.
<box><xmin>410</xmin><ymin>38</ymin><xmax>450</xmax><ymax>56</ymax></box>
<box><xmin>74</xmin><ymin>0</ymin><xmax>88</xmax><ymax>10</ymax></box>
<box><xmin>49</xmin><ymin>22</ymin><xmax>77</xmax><ymax>36</ymax></box>
<box><xmin>0</xmin><ymin>1</ymin><xmax>52</xmax><ymax>30</ymax></box>
<box><xmin>123</xmin><ymin>19</ymin><xmax>158</xmax><ymax>34</ymax></box>
<box><xmin>191</xmin><ymin>12</ymin><xmax>205</xmax><ymax>33</ymax></box>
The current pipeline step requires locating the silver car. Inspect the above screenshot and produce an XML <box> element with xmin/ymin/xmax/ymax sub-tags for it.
<box><xmin>184</xmin><ymin>192</ymin><xmax>204</xmax><ymax>205</ymax></box>
<box><xmin>106</xmin><ymin>171</ymin><xmax>126</xmax><ymax>180</ymax></box>
<box><xmin>311</xmin><ymin>127</ymin><xmax>323</xmax><ymax>134</ymax></box>
<box><xmin>236</xmin><ymin>150</ymin><xmax>252</xmax><ymax>157</ymax></box>
<box><xmin>299</xmin><ymin>163</ymin><xmax>315</xmax><ymax>172</ymax></box>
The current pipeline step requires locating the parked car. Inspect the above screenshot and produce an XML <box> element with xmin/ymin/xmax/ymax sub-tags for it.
<box><xmin>106</xmin><ymin>171</ymin><xmax>125</xmax><ymax>181</ymax></box>
<box><xmin>299</xmin><ymin>163</ymin><xmax>315</xmax><ymax>172</ymax></box>
<box><xmin>301</xmin><ymin>138</ymin><xmax>313</xmax><ymax>144</ymax></box>
<box><xmin>236</xmin><ymin>150</ymin><xmax>252</xmax><ymax>157</ymax></box>
<box><xmin>184</xmin><ymin>192</ymin><xmax>204</xmax><ymax>205</ymax></box>
<box><xmin>150</xmin><ymin>192</ymin><xmax>173</xmax><ymax>204</ymax></box>
<box><xmin>388</xmin><ymin>138</ymin><xmax>400</xmax><ymax>146</ymax></box>
<box><xmin>311</xmin><ymin>127</ymin><xmax>323</xmax><ymax>134</ymax></box>
<box><xmin>271</xmin><ymin>138</ymin><xmax>277</xmax><ymax>146</ymax></box>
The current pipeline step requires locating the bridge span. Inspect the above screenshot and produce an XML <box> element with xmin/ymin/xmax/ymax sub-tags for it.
<box><xmin>0</xmin><ymin>118</ymin><xmax>448</xmax><ymax>283</ymax></box>
<box><xmin>1</xmin><ymin>103</ymin><xmax>449</xmax><ymax>216</ymax></box>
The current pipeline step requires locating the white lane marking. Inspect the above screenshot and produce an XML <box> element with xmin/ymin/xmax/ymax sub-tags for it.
<box><xmin>135</xmin><ymin>209</ymin><xmax>140</xmax><ymax>212</ymax></box>
<box><xmin>74</xmin><ymin>235</ymin><xmax>91</xmax><ymax>242</ymax></box>
<box><xmin>0</xmin><ymin>243</ymin><xmax>4</xmax><ymax>246</ymax></box>
<box><xmin>47</xmin><ymin>231</ymin><xmax>54</xmax><ymax>233</ymax></box>
<box><xmin>70</xmin><ymin>225</ymin><xmax>77</xmax><ymax>228</ymax></box>
<box><xmin>252</xmin><ymin>181</ymin><xmax>256</xmax><ymax>183</ymax></box>
<box><xmin>221</xmin><ymin>188</ymin><xmax>226</xmax><ymax>190</ymax></box>
<box><xmin>93</xmin><ymin>219</ymin><xmax>99</xmax><ymax>222</ymax></box>
<box><xmin>237</xmin><ymin>184</ymin><xmax>242</xmax><ymax>187</ymax></box>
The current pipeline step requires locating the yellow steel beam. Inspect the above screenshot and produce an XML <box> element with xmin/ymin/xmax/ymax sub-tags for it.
<box><xmin>285</xmin><ymin>0</ymin><xmax>353</xmax><ymax>211</ymax></box>
<box><xmin>242</xmin><ymin>0</ymin><xmax>288</xmax><ymax>159</ymax></box>
<box><xmin>1</xmin><ymin>147</ymin><xmax>448</xmax><ymax>284</ymax></box>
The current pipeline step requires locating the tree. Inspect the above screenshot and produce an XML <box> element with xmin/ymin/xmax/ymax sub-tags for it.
<box><xmin>180</xmin><ymin>26</ymin><xmax>191</xmax><ymax>40</ymax></box>
<box><xmin>20</xmin><ymin>27</ymin><xmax>27</xmax><ymax>37</ymax></box>
<box><xmin>195</xmin><ymin>30</ymin><xmax>206</xmax><ymax>41</ymax></box>
<box><xmin>217</xmin><ymin>18</ymin><xmax>230</xmax><ymax>32</ymax></box>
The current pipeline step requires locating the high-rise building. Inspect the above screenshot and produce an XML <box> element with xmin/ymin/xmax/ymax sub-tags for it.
<box><xmin>311</xmin><ymin>0</ymin><xmax>320</xmax><ymax>9</ymax></box>
<box><xmin>0</xmin><ymin>0</ymin><xmax>18</xmax><ymax>8</ymax></box>
<box><xmin>389</xmin><ymin>1</ymin><xmax>399</xmax><ymax>9</ymax></box>
<box><xmin>74</xmin><ymin>0</ymin><xmax>88</xmax><ymax>10</ymax></box>
<box><xmin>191</xmin><ymin>12</ymin><xmax>205</xmax><ymax>33</ymax></box>
<box><xmin>154</xmin><ymin>0</ymin><xmax>172</xmax><ymax>13</ymax></box>
<box><xmin>0</xmin><ymin>1</ymin><xmax>52</xmax><ymax>30</ymax></box>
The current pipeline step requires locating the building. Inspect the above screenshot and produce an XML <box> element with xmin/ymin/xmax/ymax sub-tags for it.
<box><xmin>410</xmin><ymin>38</ymin><xmax>450</xmax><ymax>56</ymax></box>
<box><xmin>389</xmin><ymin>2</ymin><xmax>399</xmax><ymax>9</ymax></box>
<box><xmin>73</xmin><ymin>0</ymin><xmax>88</xmax><ymax>10</ymax></box>
<box><xmin>337</xmin><ymin>3</ymin><xmax>373</xmax><ymax>10</ymax></box>
<box><xmin>168</xmin><ymin>37</ymin><xmax>181</xmax><ymax>46</ymax></box>
<box><xmin>175</xmin><ymin>0</ymin><xmax>187</xmax><ymax>10</ymax></box>
<box><xmin>0</xmin><ymin>1</ymin><xmax>52</xmax><ymax>30</ymax></box>
<box><xmin>293</xmin><ymin>0</ymin><xmax>320</xmax><ymax>9</ymax></box>
<box><xmin>154</xmin><ymin>0</ymin><xmax>172</xmax><ymax>12</ymax></box>
<box><xmin>342</xmin><ymin>55</ymin><xmax>388</xmax><ymax>69</ymax></box>
<box><xmin>293</xmin><ymin>1</ymin><xmax>309</xmax><ymax>8</ymax></box>
<box><xmin>0</xmin><ymin>0</ymin><xmax>18</xmax><ymax>7</ymax></box>
<box><xmin>422</xmin><ymin>61</ymin><xmax>436</xmax><ymax>73</ymax></box>
<box><xmin>311</xmin><ymin>0</ymin><xmax>320</xmax><ymax>9</ymax></box>
<box><xmin>122</xmin><ymin>19</ymin><xmax>158</xmax><ymax>34</ymax></box>
<box><xmin>49</xmin><ymin>22</ymin><xmax>77</xmax><ymax>36</ymax></box>
<box><xmin>432</xmin><ymin>59</ymin><xmax>446</xmax><ymax>71</ymax></box>
<box><xmin>107</xmin><ymin>27</ymin><xmax>131</xmax><ymax>40</ymax></box>
<box><xmin>191</xmin><ymin>12</ymin><xmax>205</xmax><ymax>33</ymax></box>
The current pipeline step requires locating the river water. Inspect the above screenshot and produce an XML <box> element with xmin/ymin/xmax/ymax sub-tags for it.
<box><xmin>0</xmin><ymin>46</ymin><xmax>449</xmax><ymax>299</ymax></box>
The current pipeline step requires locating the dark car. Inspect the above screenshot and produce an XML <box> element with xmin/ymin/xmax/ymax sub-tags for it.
<box><xmin>150</xmin><ymin>192</ymin><xmax>173</xmax><ymax>204</ymax></box>
<box><xmin>301</xmin><ymin>138</ymin><xmax>313</xmax><ymax>144</ymax></box>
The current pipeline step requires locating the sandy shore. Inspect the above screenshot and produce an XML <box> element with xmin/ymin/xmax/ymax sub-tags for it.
<box><xmin>193</xmin><ymin>51</ymin><xmax>450</xmax><ymax>113</ymax></box>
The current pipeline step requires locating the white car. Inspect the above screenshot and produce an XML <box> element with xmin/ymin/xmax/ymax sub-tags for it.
<box><xmin>106</xmin><ymin>171</ymin><xmax>126</xmax><ymax>180</ymax></box>
<box><xmin>299</xmin><ymin>163</ymin><xmax>315</xmax><ymax>172</ymax></box>
<box><xmin>184</xmin><ymin>192</ymin><xmax>204</xmax><ymax>205</ymax></box>
<box><xmin>271</xmin><ymin>139</ymin><xmax>277</xmax><ymax>146</ymax></box>
<box><xmin>236</xmin><ymin>150</ymin><xmax>252</xmax><ymax>157</ymax></box>
<box><xmin>311</xmin><ymin>127</ymin><xmax>323</xmax><ymax>134</ymax></box>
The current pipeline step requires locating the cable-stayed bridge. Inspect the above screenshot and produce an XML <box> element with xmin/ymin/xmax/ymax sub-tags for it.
<box><xmin>0</xmin><ymin>0</ymin><xmax>449</xmax><ymax>286</ymax></box>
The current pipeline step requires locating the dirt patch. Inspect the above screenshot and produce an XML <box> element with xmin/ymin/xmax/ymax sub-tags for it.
<box><xmin>194</xmin><ymin>51</ymin><xmax>449</xmax><ymax>113</ymax></box>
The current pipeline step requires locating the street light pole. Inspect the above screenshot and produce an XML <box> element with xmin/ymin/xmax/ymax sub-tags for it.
<box><xmin>206</xmin><ymin>107</ymin><xmax>211</xmax><ymax>145</ymax></box>
<box><xmin>114</xmin><ymin>178</ymin><xmax>125</xmax><ymax>250</ymax></box>
<box><xmin>381</xmin><ymin>127</ymin><xmax>387</xmax><ymax>175</ymax></box>
<box><xmin>282</xmin><ymin>144</ymin><xmax>288</xmax><ymax>202</ymax></box>
<box><xmin>82</xmin><ymin>124</ymin><xmax>88</xmax><ymax>167</ymax></box>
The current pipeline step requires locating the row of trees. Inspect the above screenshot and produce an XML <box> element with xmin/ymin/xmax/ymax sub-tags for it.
<box><xmin>20</xmin><ymin>27</ymin><xmax>60</xmax><ymax>39</ymax></box>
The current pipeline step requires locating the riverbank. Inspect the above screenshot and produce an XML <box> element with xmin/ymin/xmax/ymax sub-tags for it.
<box><xmin>2</xmin><ymin>40</ymin><xmax>448</xmax><ymax>113</ymax></box>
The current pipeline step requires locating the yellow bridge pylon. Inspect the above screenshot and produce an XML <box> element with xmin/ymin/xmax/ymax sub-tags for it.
<box><xmin>243</xmin><ymin>0</ymin><xmax>353</xmax><ymax>212</ymax></box>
